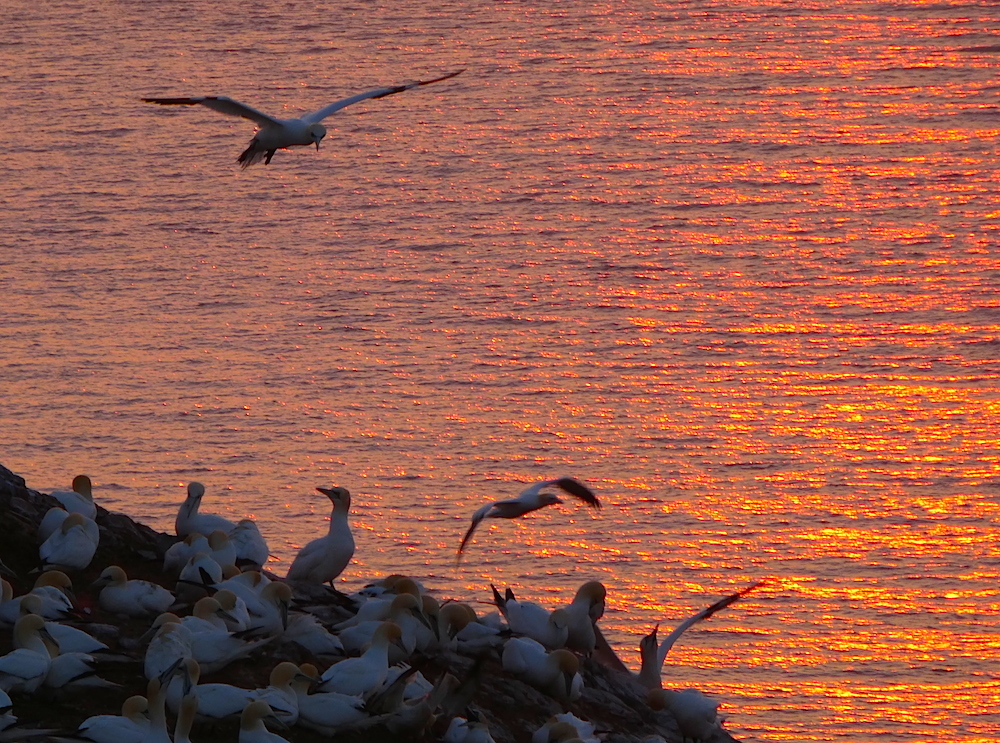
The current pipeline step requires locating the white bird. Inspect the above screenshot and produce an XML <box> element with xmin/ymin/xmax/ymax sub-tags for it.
<box><xmin>562</xmin><ymin>580</ymin><xmax>606</xmax><ymax>656</ymax></box>
<box><xmin>286</xmin><ymin>486</ymin><xmax>355</xmax><ymax>586</ymax></box>
<box><xmin>92</xmin><ymin>565</ymin><xmax>175</xmax><ymax>617</ymax></box>
<box><xmin>144</xmin><ymin>615</ymin><xmax>192</xmax><ymax>680</ymax></box>
<box><xmin>438</xmin><ymin>603</ymin><xmax>503</xmax><ymax>654</ymax></box>
<box><xmin>336</xmin><ymin>577</ymin><xmax>422</xmax><ymax>630</ymax></box>
<box><xmin>281</xmin><ymin>611</ymin><xmax>344</xmax><ymax>656</ymax></box>
<box><xmin>458</xmin><ymin>477</ymin><xmax>600</xmax><ymax>556</ymax></box>
<box><xmin>165</xmin><ymin>658</ymin><xmax>256</xmax><ymax>722</ymax></box>
<box><xmin>318</xmin><ymin>621</ymin><xmax>402</xmax><ymax>697</ymax></box>
<box><xmin>163</xmin><ymin>532</ymin><xmax>210</xmax><ymax>575</ymax></box>
<box><xmin>184</xmin><ymin>605</ymin><xmax>272</xmax><ymax>674</ymax></box>
<box><xmin>639</xmin><ymin>582</ymin><xmax>763</xmax><ymax>690</ymax></box>
<box><xmin>173</xmin><ymin>692</ymin><xmax>198</xmax><ymax>743</ymax></box>
<box><xmin>445</xmin><ymin>715</ymin><xmax>497</xmax><ymax>743</ymax></box>
<box><xmin>491</xmin><ymin>585</ymin><xmax>570</xmax><ymax>649</ymax></box>
<box><xmin>532</xmin><ymin>714</ymin><xmax>600</xmax><ymax>743</ymax></box>
<box><xmin>175</xmin><ymin>552</ymin><xmax>223</xmax><ymax>603</ymax></box>
<box><xmin>244</xmin><ymin>581</ymin><xmax>292</xmax><ymax>636</ymax></box>
<box><xmin>174</xmin><ymin>482</ymin><xmax>236</xmax><ymax>538</ymax></box>
<box><xmin>647</xmin><ymin>687</ymin><xmax>722</xmax><ymax>742</ymax></box>
<box><xmin>229</xmin><ymin>519</ymin><xmax>270</xmax><ymax>567</ymax></box>
<box><xmin>76</xmin><ymin>695</ymin><xmax>149</xmax><ymax>743</ymax></box>
<box><xmin>292</xmin><ymin>663</ymin><xmax>368</xmax><ymax>736</ymax></box>
<box><xmin>38</xmin><ymin>512</ymin><xmax>100</xmax><ymax>571</ymax></box>
<box><xmin>253</xmin><ymin>661</ymin><xmax>309</xmax><ymax>727</ymax></box>
<box><xmin>214</xmin><ymin>588</ymin><xmax>252</xmax><ymax>632</ymax></box>
<box><xmin>49</xmin><ymin>474</ymin><xmax>97</xmax><ymax>519</ymax></box>
<box><xmin>38</xmin><ymin>506</ymin><xmax>70</xmax><ymax>542</ymax></box>
<box><xmin>336</xmin><ymin>594</ymin><xmax>427</xmax><ymax>659</ymax></box>
<box><xmin>45</xmin><ymin>650</ymin><xmax>115</xmax><ymax>691</ymax></box>
<box><xmin>0</xmin><ymin>571</ymin><xmax>76</xmax><ymax>625</ymax></box>
<box><xmin>501</xmin><ymin>637</ymin><xmax>582</xmax><ymax>701</ymax></box>
<box><xmin>13</xmin><ymin>594</ymin><xmax>106</xmax><ymax>654</ymax></box>
<box><xmin>240</xmin><ymin>701</ymin><xmax>290</xmax><ymax>743</ymax></box>
<box><xmin>0</xmin><ymin>615</ymin><xmax>55</xmax><ymax>693</ymax></box>
<box><xmin>0</xmin><ymin>689</ymin><xmax>15</xmax><ymax>732</ymax></box>
<box><xmin>144</xmin><ymin>676</ymin><xmax>173</xmax><ymax>743</ymax></box>
<box><xmin>143</xmin><ymin>71</ymin><xmax>464</xmax><ymax>169</ymax></box>
<box><xmin>207</xmin><ymin>530</ymin><xmax>237</xmax><ymax>570</ymax></box>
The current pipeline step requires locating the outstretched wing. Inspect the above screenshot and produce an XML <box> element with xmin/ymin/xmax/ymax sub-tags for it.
<box><xmin>552</xmin><ymin>477</ymin><xmax>601</xmax><ymax>508</ymax></box>
<box><xmin>657</xmin><ymin>581</ymin><xmax>764</xmax><ymax>667</ymax></box>
<box><xmin>457</xmin><ymin>503</ymin><xmax>491</xmax><ymax>556</ymax></box>
<box><xmin>302</xmin><ymin>70</ymin><xmax>465</xmax><ymax>125</ymax></box>
<box><xmin>142</xmin><ymin>96</ymin><xmax>281</xmax><ymax>128</ymax></box>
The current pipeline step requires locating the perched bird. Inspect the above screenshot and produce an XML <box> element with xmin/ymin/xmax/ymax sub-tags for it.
<box><xmin>49</xmin><ymin>475</ymin><xmax>97</xmax><ymax>519</ymax></box>
<box><xmin>532</xmin><ymin>714</ymin><xmax>600</xmax><ymax>743</ymax></box>
<box><xmin>45</xmin><ymin>649</ymin><xmax>115</xmax><ymax>691</ymax></box>
<box><xmin>0</xmin><ymin>689</ymin><xmax>15</xmax><ymax>732</ymax></box>
<box><xmin>445</xmin><ymin>714</ymin><xmax>497</xmax><ymax>743</ymax></box>
<box><xmin>501</xmin><ymin>637</ymin><xmax>582</xmax><ymax>701</ymax></box>
<box><xmin>92</xmin><ymin>565</ymin><xmax>175</xmax><ymax>618</ymax></box>
<box><xmin>240</xmin><ymin>700</ymin><xmax>290</xmax><ymax>743</ymax></box>
<box><xmin>458</xmin><ymin>477</ymin><xmax>600</xmax><ymax>556</ymax></box>
<box><xmin>163</xmin><ymin>532</ymin><xmax>211</xmax><ymax>575</ymax></box>
<box><xmin>75</xmin><ymin>695</ymin><xmax>149</xmax><ymax>743</ymax></box>
<box><xmin>292</xmin><ymin>663</ymin><xmax>368</xmax><ymax>736</ymax></box>
<box><xmin>143</xmin><ymin>71</ymin><xmax>464</xmax><ymax>168</ymax></box>
<box><xmin>562</xmin><ymin>581</ymin><xmax>607</xmax><ymax>655</ymax></box>
<box><xmin>165</xmin><ymin>658</ymin><xmax>256</xmax><ymax>722</ymax></box>
<box><xmin>175</xmin><ymin>482</ymin><xmax>236</xmax><ymax>538</ymax></box>
<box><xmin>318</xmin><ymin>621</ymin><xmax>402</xmax><ymax>698</ymax></box>
<box><xmin>253</xmin><ymin>661</ymin><xmax>310</xmax><ymax>727</ymax></box>
<box><xmin>38</xmin><ymin>512</ymin><xmax>99</xmax><ymax>571</ymax></box>
<box><xmin>286</xmin><ymin>486</ymin><xmax>355</xmax><ymax>586</ymax></box>
<box><xmin>0</xmin><ymin>615</ymin><xmax>55</xmax><ymax>693</ymax></box>
<box><xmin>38</xmin><ymin>506</ymin><xmax>70</xmax><ymax>542</ymax></box>
<box><xmin>491</xmin><ymin>585</ymin><xmax>570</xmax><ymax>649</ymax></box>
<box><xmin>336</xmin><ymin>594</ymin><xmax>428</xmax><ymax>660</ymax></box>
<box><xmin>229</xmin><ymin>518</ymin><xmax>271</xmax><ymax>568</ymax></box>
<box><xmin>647</xmin><ymin>687</ymin><xmax>722</xmax><ymax>742</ymax></box>
<box><xmin>639</xmin><ymin>582</ymin><xmax>763</xmax><ymax>690</ymax></box>
<box><xmin>0</xmin><ymin>571</ymin><xmax>76</xmax><ymax>625</ymax></box>
<box><xmin>173</xmin><ymin>692</ymin><xmax>198</xmax><ymax>743</ymax></box>
<box><xmin>13</xmin><ymin>595</ymin><xmax>105</xmax><ymax>654</ymax></box>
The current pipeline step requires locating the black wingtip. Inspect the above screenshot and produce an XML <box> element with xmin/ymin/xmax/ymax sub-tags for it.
<box><xmin>554</xmin><ymin>477</ymin><xmax>601</xmax><ymax>508</ymax></box>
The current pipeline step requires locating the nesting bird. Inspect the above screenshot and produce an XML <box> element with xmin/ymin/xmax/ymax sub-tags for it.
<box><xmin>92</xmin><ymin>565</ymin><xmax>175</xmax><ymax>617</ymax></box>
<box><xmin>175</xmin><ymin>482</ymin><xmax>236</xmax><ymax>538</ymax></box>
<box><xmin>49</xmin><ymin>475</ymin><xmax>97</xmax><ymax>519</ymax></box>
<box><xmin>38</xmin><ymin>512</ymin><xmax>99</xmax><ymax>571</ymax></box>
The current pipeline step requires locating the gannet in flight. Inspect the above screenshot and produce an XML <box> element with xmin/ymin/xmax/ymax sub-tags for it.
<box><xmin>143</xmin><ymin>70</ymin><xmax>464</xmax><ymax>168</ymax></box>
<box><xmin>457</xmin><ymin>477</ymin><xmax>600</xmax><ymax>557</ymax></box>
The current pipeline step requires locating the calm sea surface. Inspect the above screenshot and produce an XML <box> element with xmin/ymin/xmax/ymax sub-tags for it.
<box><xmin>3</xmin><ymin>0</ymin><xmax>999</xmax><ymax>740</ymax></box>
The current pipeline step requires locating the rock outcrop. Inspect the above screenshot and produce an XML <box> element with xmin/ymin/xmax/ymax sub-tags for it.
<box><xmin>0</xmin><ymin>463</ymin><xmax>739</xmax><ymax>743</ymax></box>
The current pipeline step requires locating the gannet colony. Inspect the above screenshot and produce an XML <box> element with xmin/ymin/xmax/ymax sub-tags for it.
<box><xmin>0</xmin><ymin>463</ymin><xmax>753</xmax><ymax>743</ymax></box>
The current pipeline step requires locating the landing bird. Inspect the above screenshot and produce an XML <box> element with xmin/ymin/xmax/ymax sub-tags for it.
<box><xmin>457</xmin><ymin>477</ymin><xmax>600</xmax><ymax>557</ymax></box>
<box><xmin>638</xmin><ymin>581</ymin><xmax>764</xmax><ymax>691</ymax></box>
<box><xmin>143</xmin><ymin>70</ymin><xmax>464</xmax><ymax>168</ymax></box>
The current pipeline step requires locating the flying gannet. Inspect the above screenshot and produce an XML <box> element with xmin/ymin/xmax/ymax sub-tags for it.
<box><xmin>458</xmin><ymin>477</ymin><xmax>600</xmax><ymax>557</ymax></box>
<box><xmin>143</xmin><ymin>70</ymin><xmax>464</xmax><ymax>168</ymax></box>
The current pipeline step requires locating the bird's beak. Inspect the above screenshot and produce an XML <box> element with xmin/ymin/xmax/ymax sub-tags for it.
<box><xmin>315</xmin><ymin>141</ymin><xmax>320</xmax><ymax>151</ymax></box>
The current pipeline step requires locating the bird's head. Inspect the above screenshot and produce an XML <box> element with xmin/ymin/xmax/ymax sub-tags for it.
<box><xmin>307</xmin><ymin>123</ymin><xmax>327</xmax><ymax>150</ymax></box>
<box><xmin>540</xmin><ymin>492</ymin><xmax>563</xmax><ymax>507</ymax></box>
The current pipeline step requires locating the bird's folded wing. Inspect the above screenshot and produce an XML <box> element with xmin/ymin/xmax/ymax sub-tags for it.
<box><xmin>142</xmin><ymin>96</ymin><xmax>281</xmax><ymax>128</ymax></box>
<box><xmin>302</xmin><ymin>70</ymin><xmax>465</xmax><ymax>125</ymax></box>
